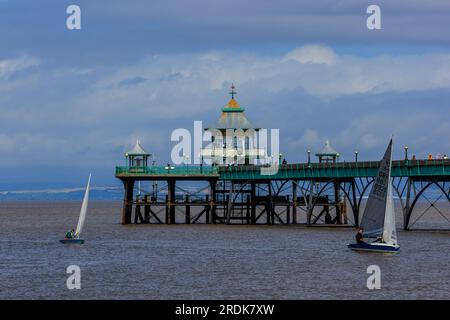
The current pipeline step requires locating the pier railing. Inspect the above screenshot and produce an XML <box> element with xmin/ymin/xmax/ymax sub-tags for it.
<box><xmin>116</xmin><ymin>159</ymin><xmax>450</xmax><ymax>180</ymax></box>
<box><xmin>219</xmin><ymin>159</ymin><xmax>450</xmax><ymax>179</ymax></box>
<box><xmin>115</xmin><ymin>165</ymin><xmax>220</xmax><ymax>176</ymax></box>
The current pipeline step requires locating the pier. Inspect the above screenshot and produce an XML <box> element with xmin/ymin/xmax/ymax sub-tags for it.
<box><xmin>115</xmin><ymin>159</ymin><xmax>450</xmax><ymax>230</ymax></box>
<box><xmin>115</xmin><ymin>86</ymin><xmax>450</xmax><ymax>230</ymax></box>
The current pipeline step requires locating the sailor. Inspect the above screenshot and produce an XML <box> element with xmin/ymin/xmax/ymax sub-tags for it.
<box><xmin>65</xmin><ymin>229</ymin><xmax>75</xmax><ymax>239</ymax></box>
<box><xmin>355</xmin><ymin>228</ymin><xmax>365</xmax><ymax>244</ymax></box>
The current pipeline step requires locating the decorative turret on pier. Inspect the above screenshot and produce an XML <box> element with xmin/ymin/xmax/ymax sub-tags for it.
<box><xmin>316</xmin><ymin>140</ymin><xmax>340</xmax><ymax>163</ymax></box>
<box><xmin>125</xmin><ymin>140</ymin><xmax>151</xmax><ymax>167</ymax></box>
<box><xmin>201</xmin><ymin>84</ymin><xmax>265</xmax><ymax>165</ymax></box>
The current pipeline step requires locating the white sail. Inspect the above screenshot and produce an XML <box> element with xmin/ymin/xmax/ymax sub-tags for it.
<box><xmin>360</xmin><ymin>140</ymin><xmax>393</xmax><ymax>239</ymax></box>
<box><xmin>382</xmin><ymin>164</ymin><xmax>397</xmax><ymax>245</ymax></box>
<box><xmin>75</xmin><ymin>174</ymin><xmax>91</xmax><ymax>238</ymax></box>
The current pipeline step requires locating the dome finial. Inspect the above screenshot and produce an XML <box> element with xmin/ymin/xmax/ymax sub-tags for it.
<box><xmin>229</xmin><ymin>83</ymin><xmax>237</xmax><ymax>99</ymax></box>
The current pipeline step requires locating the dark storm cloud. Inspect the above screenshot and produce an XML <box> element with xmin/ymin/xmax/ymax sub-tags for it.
<box><xmin>1</xmin><ymin>0</ymin><xmax>450</xmax><ymax>67</ymax></box>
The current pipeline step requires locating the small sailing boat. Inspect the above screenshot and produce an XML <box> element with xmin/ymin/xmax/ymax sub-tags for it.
<box><xmin>348</xmin><ymin>139</ymin><xmax>400</xmax><ymax>253</ymax></box>
<box><xmin>60</xmin><ymin>174</ymin><xmax>91</xmax><ymax>244</ymax></box>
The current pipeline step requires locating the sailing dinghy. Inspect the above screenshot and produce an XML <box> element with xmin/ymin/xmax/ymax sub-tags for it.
<box><xmin>348</xmin><ymin>139</ymin><xmax>400</xmax><ymax>253</ymax></box>
<box><xmin>60</xmin><ymin>174</ymin><xmax>91</xmax><ymax>244</ymax></box>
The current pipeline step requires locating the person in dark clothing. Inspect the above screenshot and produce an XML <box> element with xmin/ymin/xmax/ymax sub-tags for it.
<box><xmin>355</xmin><ymin>228</ymin><xmax>365</xmax><ymax>244</ymax></box>
<box><xmin>65</xmin><ymin>229</ymin><xmax>75</xmax><ymax>239</ymax></box>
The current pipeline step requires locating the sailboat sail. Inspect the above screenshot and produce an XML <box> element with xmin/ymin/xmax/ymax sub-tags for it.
<box><xmin>360</xmin><ymin>140</ymin><xmax>393</xmax><ymax>239</ymax></box>
<box><xmin>382</xmin><ymin>165</ymin><xmax>397</xmax><ymax>245</ymax></box>
<box><xmin>75</xmin><ymin>174</ymin><xmax>91</xmax><ymax>238</ymax></box>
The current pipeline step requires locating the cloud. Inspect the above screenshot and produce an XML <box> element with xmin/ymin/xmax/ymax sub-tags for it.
<box><xmin>2</xmin><ymin>1</ymin><xmax>450</xmax><ymax>72</ymax></box>
<box><xmin>0</xmin><ymin>133</ymin><xmax>65</xmax><ymax>156</ymax></box>
<box><xmin>0</xmin><ymin>55</ymin><xmax>40</xmax><ymax>94</ymax></box>
<box><xmin>78</xmin><ymin>44</ymin><xmax>450</xmax><ymax>103</ymax></box>
<box><xmin>118</xmin><ymin>76</ymin><xmax>148</xmax><ymax>87</ymax></box>
<box><xmin>0</xmin><ymin>54</ymin><xmax>40</xmax><ymax>80</ymax></box>
<box><xmin>0</xmin><ymin>45</ymin><xmax>449</xmax><ymax>178</ymax></box>
<box><xmin>282</xmin><ymin>45</ymin><xmax>337</xmax><ymax>65</ymax></box>
<box><xmin>289</xmin><ymin>129</ymin><xmax>320</xmax><ymax>149</ymax></box>
<box><xmin>89</xmin><ymin>0</ymin><xmax>450</xmax><ymax>47</ymax></box>
<box><xmin>360</xmin><ymin>133</ymin><xmax>379</xmax><ymax>149</ymax></box>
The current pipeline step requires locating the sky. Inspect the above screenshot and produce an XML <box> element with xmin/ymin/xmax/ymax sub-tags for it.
<box><xmin>0</xmin><ymin>0</ymin><xmax>449</xmax><ymax>189</ymax></box>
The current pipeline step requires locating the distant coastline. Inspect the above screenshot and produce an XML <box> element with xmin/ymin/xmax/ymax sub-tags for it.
<box><xmin>0</xmin><ymin>186</ymin><xmax>123</xmax><ymax>201</ymax></box>
<box><xmin>0</xmin><ymin>186</ymin><xmax>446</xmax><ymax>201</ymax></box>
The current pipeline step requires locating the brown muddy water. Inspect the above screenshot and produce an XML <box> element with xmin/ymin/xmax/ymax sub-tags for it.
<box><xmin>0</xmin><ymin>201</ymin><xmax>449</xmax><ymax>299</ymax></box>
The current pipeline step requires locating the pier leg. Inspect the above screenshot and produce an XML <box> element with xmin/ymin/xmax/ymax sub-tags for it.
<box><xmin>246</xmin><ymin>195</ymin><xmax>251</xmax><ymax>224</ymax></box>
<box><xmin>168</xmin><ymin>180</ymin><xmax>176</xmax><ymax>224</ymax></box>
<box><xmin>307</xmin><ymin>180</ymin><xmax>313</xmax><ymax>226</ymax></box>
<box><xmin>210</xmin><ymin>181</ymin><xmax>217</xmax><ymax>224</ymax></box>
<box><xmin>185</xmin><ymin>195</ymin><xmax>191</xmax><ymax>224</ymax></box>
<box><xmin>403</xmin><ymin>178</ymin><xmax>412</xmax><ymax>230</ymax></box>
<box><xmin>226</xmin><ymin>182</ymin><xmax>234</xmax><ymax>224</ymax></box>
<box><xmin>205</xmin><ymin>195</ymin><xmax>210</xmax><ymax>224</ymax></box>
<box><xmin>324</xmin><ymin>203</ymin><xmax>331</xmax><ymax>224</ymax></box>
<box><xmin>292</xmin><ymin>181</ymin><xmax>297</xmax><ymax>224</ymax></box>
<box><xmin>134</xmin><ymin>198</ymin><xmax>144</xmax><ymax>224</ymax></box>
<box><xmin>267</xmin><ymin>182</ymin><xmax>273</xmax><ymax>224</ymax></box>
<box><xmin>144</xmin><ymin>195</ymin><xmax>150</xmax><ymax>223</ymax></box>
<box><xmin>165</xmin><ymin>195</ymin><xmax>169</xmax><ymax>224</ymax></box>
<box><xmin>225</xmin><ymin>195</ymin><xmax>231</xmax><ymax>224</ymax></box>
<box><xmin>134</xmin><ymin>198</ymin><xmax>138</xmax><ymax>224</ymax></box>
<box><xmin>351</xmin><ymin>180</ymin><xmax>358</xmax><ymax>227</ymax></box>
<box><xmin>334</xmin><ymin>182</ymin><xmax>342</xmax><ymax>224</ymax></box>
<box><xmin>286</xmin><ymin>195</ymin><xmax>290</xmax><ymax>224</ymax></box>
<box><xmin>121</xmin><ymin>179</ymin><xmax>135</xmax><ymax>225</ymax></box>
<box><xmin>251</xmin><ymin>183</ymin><xmax>256</xmax><ymax>224</ymax></box>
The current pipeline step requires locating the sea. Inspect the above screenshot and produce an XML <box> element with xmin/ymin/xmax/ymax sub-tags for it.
<box><xmin>0</xmin><ymin>201</ymin><xmax>449</xmax><ymax>299</ymax></box>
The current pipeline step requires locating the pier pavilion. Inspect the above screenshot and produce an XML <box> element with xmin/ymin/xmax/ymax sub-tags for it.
<box><xmin>200</xmin><ymin>84</ymin><xmax>265</xmax><ymax>166</ymax></box>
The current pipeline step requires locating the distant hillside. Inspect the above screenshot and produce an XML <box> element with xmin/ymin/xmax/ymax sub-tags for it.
<box><xmin>0</xmin><ymin>186</ymin><xmax>124</xmax><ymax>201</ymax></box>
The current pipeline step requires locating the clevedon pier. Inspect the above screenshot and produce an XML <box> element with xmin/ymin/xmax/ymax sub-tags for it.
<box><xmin>116</xmin><ymin>87</ymin><xmax>450</xmax><ymax>230</ymax></box>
